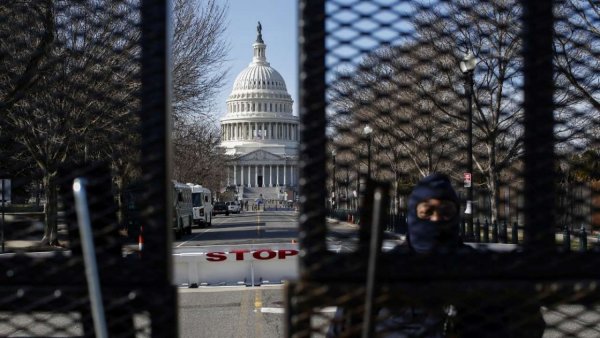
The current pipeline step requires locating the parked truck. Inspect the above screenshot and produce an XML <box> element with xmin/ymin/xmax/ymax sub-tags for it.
<box><xmin>187</xmin><ymin>183</ymin><xmax>213</xmax><ymax>227</ymax></box>
<box><xmin>173</xmin><ymin>181</ymin><xmax>193</xmax><ymax>239</ymax></box>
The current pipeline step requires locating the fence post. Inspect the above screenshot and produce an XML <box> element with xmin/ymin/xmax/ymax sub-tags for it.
<box><xmin>492</xmin><ymin>221</ymin><xmax>499</xmax><ymax>243</ymax></box>
<box><xmin>512</xmin><ymin>222</ymin><xmax>519</xmax><ymax>244</ymax></box>
<box><xmin>483</xmin><ymin>219</ymin><xmax>489</xmax><ymax>243</ymax></box>
<box><xmin>563</xmin><ymin>225</ymin><xmax>571</xmax><ymax>252</ymax></box>
<box><xmin>579</xmin><ymin>225</ymin><xmax>587</xmax><ymax>252</ymax></box>
<box><xmin>475</xmin><ymin>219</ymin><xmax>481</xmax><ymax>243</ymax></box>
<box><xmin>501</xmin><ymin>221</ymin><xmax>508</xmax><ymax>243</ymax></box>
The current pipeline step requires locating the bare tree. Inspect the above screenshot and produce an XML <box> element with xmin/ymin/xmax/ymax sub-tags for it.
<box><xmin>555</xmin><ymin>0</ymin><xmax>600</xmax><ymax>113</ymax></box>
<box><xmin>410</xmin><ymin>0</ymin><xmax>527</xmax><ymax>222</ymax></box>
<box><xmin>171</xmin><ymin>0</ymin><xmax>230</xmax><ymax>193</ymax></box>
<box><xmin>173</xmin><ymin>116</ymin><xmax>226</xmax><ymax>193</ymax></box>
<box><xmin>0</xmin><ymin>1</ymin><xmax>54</xmax><ymax>114</ymax></box>
<box><xmin>2</xmin><ymin>1</ymin><xmax>141</xmax><ymax>245</ymax></box>
<box><xmin>328</xmin><ymin>43</ymin><xmax>462</xmax><ymax>212</ymax></box>
<box><xmin>172</xmin><ymin>0</ymin><xmax>229</xmax><ymax>124</ymax></box>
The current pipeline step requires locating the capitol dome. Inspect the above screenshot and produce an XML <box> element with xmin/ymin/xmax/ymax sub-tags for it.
<box><xmin>231</xmin><ymin>62</ymin><xmax>288</xmax><ymax>93</ymax></box>
<box><xmin>224</xmin><ymin>23</ymin><xmax>294</xmax><ymax>117</ymax></box>
<box><xmin>219</xmin><ymin>22</ymin><xmax>298</xmax><ymax>203</ymax></box>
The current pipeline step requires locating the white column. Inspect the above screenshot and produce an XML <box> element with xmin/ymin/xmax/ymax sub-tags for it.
<box><xmin>262</xmin><ymin>165</ymin><xmax>265</xmax><ymax>187</ymax></box>
<box><xmin>248</xmin><ymin>165</ymin><xmax>251</xmax><ymax>187</ymax></box>
<box><xmin>254</xmin><ymin>122</ymin><xmax>258</xmax><ymax>139</ymax></box>
<box><xmin>262</xmin><ymin>123</ymin><xmax>265</xmax><ymax>140</ymax></box>
<box><xmin>255</xmin><ymin>165</ymin><xmax>258</xmax><ymax>187</ymax></box>
<box><xmin>234</xmin><ymin>164</ymin><xmax>237</xmax><ymax>185</ymax></box>
<box><xmin>276</xmin><ymin>165</ymin><xmax>279</xmax><ymax>186</ymax></box>
<box><xmin>241</xmin><ymin>165</ymin><xmax>244</xmax><ymax>187</ymax></box>
<box><xmin>290</xmin><ymin>165</ymin><xmax>294</xmax><ymax>186</ymax></box>
<box><xmin>269</xmin><ymin>165</ymin><xmax>272</xmax><ymax>187</ymax></box>
<box><xmin>284</xmin><ymin>165</ymin><xmax>287</xmax><ymax>186</ymax></box>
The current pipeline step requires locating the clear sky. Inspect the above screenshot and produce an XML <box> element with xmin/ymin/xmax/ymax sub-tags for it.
<box><xmin>216</xmin><ymin>0</ymin><xmax>298</xmax><ymax>118</ymax></box>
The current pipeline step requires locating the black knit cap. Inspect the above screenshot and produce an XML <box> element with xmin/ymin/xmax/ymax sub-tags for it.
<box><xmin>408</xmin><ymin>173</ymin><xmax>460</xmax><ymax>212</ymax></box>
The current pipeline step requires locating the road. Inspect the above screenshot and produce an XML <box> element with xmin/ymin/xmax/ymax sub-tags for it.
<box><xmin>174</xmin><ymin>210</ymin><xmax>345</xmax><ymax>338</ymax></box>
<box><xmin>175</xmin><ymin>210</ymin><xmax>300</xmax><ymax>247</ymax></box>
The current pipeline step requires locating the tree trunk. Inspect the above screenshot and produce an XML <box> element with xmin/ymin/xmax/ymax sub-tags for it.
<box><xmin>40</xmin><ymin>171</ymin><xmax>59</xmax><ymax>246</ymax></box>
<box><xmin>488</xmin><ymin>169</ymin><xmax>500</xmax><ymax>223</ymax></box>
<box><xmin>114</xmin><ymin>174</ymin><xmax>124</xmax><ymax>227</ymax></box>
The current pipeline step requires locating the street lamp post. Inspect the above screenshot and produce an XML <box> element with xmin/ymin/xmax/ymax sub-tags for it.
<box><xmin>460</xmin><ymin>51</ymin><xmax>477</xmax><ymax>241</ymax></box>
<box><xmin>332</xmin><ymin>150</ymin><xmax>337</xmax><ymax>210</ymax></box>
<box><xmin>363</xmin><ymin>125</ymin><xmax>373</xmax><ymax>179</ymax></box>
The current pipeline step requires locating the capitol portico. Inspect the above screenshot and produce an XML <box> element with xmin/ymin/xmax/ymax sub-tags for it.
<box><xmin>220</xmin><ymin>23</ymin><xmax>298</xmax><ymax>202</ymax></box>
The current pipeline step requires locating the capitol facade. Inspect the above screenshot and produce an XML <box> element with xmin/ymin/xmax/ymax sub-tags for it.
<box><xmin>219</xmin><ymin>24</ymin><xmax>298</xmax><ymax>202</ymax></box>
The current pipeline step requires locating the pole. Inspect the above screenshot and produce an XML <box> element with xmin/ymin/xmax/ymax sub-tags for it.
<box><xmin>73</xmin><ymin>178</ymin><xmax>109</xmax><ymax>338</ymax></box>
<box><xmin>346</xmin><ymin>168</ymin><xmax>349</xmax><ymax>210</ymax></box>
<box><xmin>332</xmin><ymin>153</ymin><xmax>336</xmax><ymax>209</ymax></box>
<box><xmin>466</xmin><ymin>71</ymin><xmax>474</xmax><ymax>241</ymax></box>
<box><xmin>367</xmin><ymin>136</ymin><xmax>372</xmax><ymax>180</ymax></box>
<box><xmin>1</xmin><ymin>179</ymin><xmax>4</xmax><ymax>253</ymax></box>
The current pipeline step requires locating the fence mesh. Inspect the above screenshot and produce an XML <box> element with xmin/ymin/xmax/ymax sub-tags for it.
<box><xmin>0</xmin><ymin>1</ymin><xmax>175</xmax><ymax>337</ymax></box>
<box><xmin>292</xmin><ymin>0</ymin><xmax>600</xmax><ymax>337</ymax></box>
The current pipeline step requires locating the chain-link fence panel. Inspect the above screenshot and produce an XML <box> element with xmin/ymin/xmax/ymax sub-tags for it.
<box><xmin>292</xmin><ymin>0</ymin><xmax>600</xmax><ymax>337</ymax></box>
<box><xmin>0</xmin><ymin>1</ymin><xmax>176</xmax><ymax>337</ymax></box>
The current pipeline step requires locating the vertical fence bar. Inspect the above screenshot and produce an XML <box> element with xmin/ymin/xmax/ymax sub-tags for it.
<box><xmin>522</xmin><ymin>0</ymin><xmax>556</xmax><ymax>249</ymax></box>
<box><xmin>141</xmin><ymin>1</ymin><xmax>178</xmax><ymax>337</ymax></box>
<box><xmin>362</xmin><ymin>183</ymin><xmax>388</xmax><ymax>338</ymax></box>
<box><xmin>73</xmin><ymin>178</ymin><xmax>108</xmax><ymax>338</ymax></box>
<box><xmin>141</xmin><ymin>0</ymin><xmax>173</xmax><ymax>277</ymax></box>
<box><xmin>298</xmin><ymin>0</ymin><xmax>328</xmax><ymax>272</ymax></box>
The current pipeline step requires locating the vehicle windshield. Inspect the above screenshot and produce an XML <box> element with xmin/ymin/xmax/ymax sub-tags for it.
<box><xmin>191</xmin><ymin>193</ymin><xmax>203</xmax><ymax>207</ymax></box>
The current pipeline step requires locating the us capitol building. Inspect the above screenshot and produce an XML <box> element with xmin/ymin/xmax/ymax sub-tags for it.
<box><xmin>219</xmin><ymin>23</ymin><xmax>298</xmax><ymax>203</ymax></box>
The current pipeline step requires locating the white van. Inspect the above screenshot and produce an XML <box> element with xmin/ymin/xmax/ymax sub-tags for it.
<box><xmin>187</xmin><ymin>183</ymin><xmax>213</xmax><ymax>228</ymax></box>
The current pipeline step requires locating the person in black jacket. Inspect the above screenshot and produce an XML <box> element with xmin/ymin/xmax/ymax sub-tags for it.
<box><xmin>327</xmin><ymin>173</ymin><xmax>545</xmax><ymax>337</ymax></box>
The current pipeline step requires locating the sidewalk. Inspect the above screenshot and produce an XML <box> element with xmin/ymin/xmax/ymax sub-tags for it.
<box><xmin>2</xmin><ymin>226</ymin><xmax>70</xmax><ymax>253</ymax></box>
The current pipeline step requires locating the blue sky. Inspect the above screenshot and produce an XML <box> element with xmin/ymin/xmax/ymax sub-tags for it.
<box><xmin>215</xmin><ymin>0</ymin><xmax>298</xmax><ymax>118</ymax></box>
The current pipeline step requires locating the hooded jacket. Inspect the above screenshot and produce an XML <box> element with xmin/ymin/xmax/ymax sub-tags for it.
<box><xmin>327</xmin><ymin>173</ymin><xmax>545</xmax><ymax>337</ymax></box>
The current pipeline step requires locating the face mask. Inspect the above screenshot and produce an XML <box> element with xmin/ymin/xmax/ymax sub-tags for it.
<box><xmin>407</xmin><ymin>217</ymin><xmax>459</xmax><ymax>253</ymax></box>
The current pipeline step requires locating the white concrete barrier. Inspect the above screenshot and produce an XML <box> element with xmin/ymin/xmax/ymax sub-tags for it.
<box><xmin>173</xmin><ymin>243</ymin><xmax>299</xmax><ymax>287</ymax></box>
<box><xmin>173</xmin><ymin>241</ymin><xmax>518</xmax><ymax>287</ymax></box>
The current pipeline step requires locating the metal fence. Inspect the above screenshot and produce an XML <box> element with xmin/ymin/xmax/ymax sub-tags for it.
<box><xmin>0</xmin><ymin>1</ymin><xmax>175</xmax><ymax>337</ymax></box>
<box><xmin>291</xmin><ymin>0</ymin><xmax>600</xmax><ymax>337</ymax></box>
